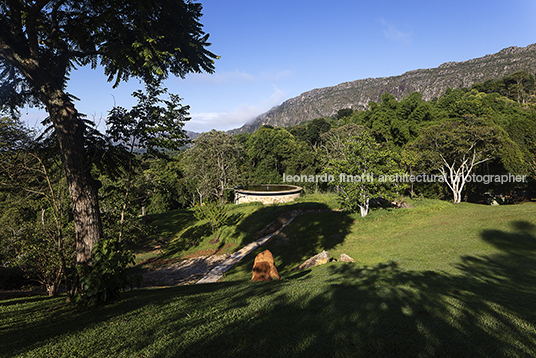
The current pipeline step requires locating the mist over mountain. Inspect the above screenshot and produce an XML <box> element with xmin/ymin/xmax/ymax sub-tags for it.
<box><xmin>228</xmin><ymin>43</ymin><xmax>536</xmax><ymax>134</ymax></box>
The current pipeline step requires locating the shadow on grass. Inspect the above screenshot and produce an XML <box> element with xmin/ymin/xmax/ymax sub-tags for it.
<box><xmin>159</xmin><ymin>211</ymin><xmax>245</xmax><ymax>258</ymax></box>
<box><xmin>149</xmin><ymin>209</ymin><xmax>197</xmax><ymax>241</ymax></box>
<box><xmin>233</xmin><ymin>201</ymin><xmax>342</xmax><ymax>244</ymax></box>
<box><xmin>224</xmin><ymin>212</ymin><xmax>244</xmax><ymax>227</ymax></box>
<box><xmin>2</xmin><ymin>221</ymin><xmax>536</xmax><ymax>357</ymax></box>
<box><xmin>179</xmin><ymin>220</ymin><xmax>536</xmax><ymax>357</ymax></box>
<box><xmin>159</xmin><ymin>222</ymin><xmax>212</xmax><ymax>258</ymax></box>
<box><xmin>228</xmin><ymin>202</ymin><xmax>354</xmax><ymax>277</ymax></box>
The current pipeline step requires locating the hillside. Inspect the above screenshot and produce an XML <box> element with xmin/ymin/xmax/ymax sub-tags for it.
<box><xmin>230</xmin><ymin>43</ymin><xmax>536</xmax><ymax>134</ymax></box>
<box><xmin>3</xmin><ymin>199</ymin><xmax>536</xmax><ymax>357</ymax></box>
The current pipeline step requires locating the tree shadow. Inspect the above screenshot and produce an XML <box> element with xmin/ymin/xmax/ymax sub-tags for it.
<box><xmin>159</xmin><ymin>222</ymin><xmax>212</xmax><ymax>258</ymax></box>
<box><xmin>165</xmin><ymin>211</ymin><xmax>246</xmax><ymax>254</ymax></box>
<box><xmin>480</xmin><ymin>220</ymin><xmax>536</xmax><ymax>253</ymax></box>
<box><xmin>174</xmin><ymin>219</ymin><xmax>536</xmax><ymax>357</ymax></box>
<box><xmin>229</xmin><ymin>202</ymin><xmax>353</xmax><ymax>276</ymax></box>
<box><xmin>4</xmin><ymin>220</ymin><xmax>536</xmax><ymax>357</ymax></box>
<box><xmin>223</xmin><ymin>212</ymin><xmax>244</xmax><ymax>227</ymax></box>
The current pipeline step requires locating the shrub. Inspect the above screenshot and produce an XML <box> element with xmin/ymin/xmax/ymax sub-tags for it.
<box><xmin>76</xmin><ymin>238</ymin><xmax>138</xmax><ymax>305</ymax></box>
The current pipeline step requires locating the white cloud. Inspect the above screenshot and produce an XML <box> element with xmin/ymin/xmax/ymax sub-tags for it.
<box><xmin>186</xmin><ymin>87</ymin><xmax>286</xmax><ymax>133</ymax></box>
<box><xmin>187</xmin><ymin>69</ymin><xmax>293</xmax><ymax>85</ymax></box>
<box><xmin>188</xmin><ymin>69</ymin><xmax>256</xmax><ymax>84</ymax></box>
<box><xmin>380</xmin><ymin>18</ymin><xmax>412</xmax><ymax>44</ymax></box>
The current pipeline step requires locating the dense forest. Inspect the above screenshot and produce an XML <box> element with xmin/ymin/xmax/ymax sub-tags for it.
<box><xmin>1</xmin><ymin>71</ymin><xmax>535</xmax><ymax>297</ymax></box>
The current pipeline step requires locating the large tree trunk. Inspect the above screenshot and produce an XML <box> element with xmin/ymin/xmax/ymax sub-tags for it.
<box><xmin>45</xmin><ymin>89</ymin><xmax>103</xmax><ymax>265</ymax></box>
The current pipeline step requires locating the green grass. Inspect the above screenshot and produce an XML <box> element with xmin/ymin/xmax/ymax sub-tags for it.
<box><xmin>222</xmin><ymin>198</ymin><xmax>536</xmax><ymax>279</ymax></box>
<box><xmin>2</xmin><ymin>196</ymin><xmax>536</xmax><ymax>357</ymax></box>
<box><xmin>139</xmin><ymin>193</ymin><xmax>340</xmax><ymax>266</ymax></box>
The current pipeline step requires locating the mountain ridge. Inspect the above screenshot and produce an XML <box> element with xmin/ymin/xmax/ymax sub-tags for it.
<box><xmin>228</xmin><ymin>43</ymin><xmax>536</xmax><ymax>134</ymax></box>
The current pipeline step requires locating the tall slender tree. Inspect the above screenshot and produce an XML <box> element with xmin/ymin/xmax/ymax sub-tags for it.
<box><xmin>0</xmin><ymin>1</ymin><xmax>217</xmax><ymax>264</ymax></box>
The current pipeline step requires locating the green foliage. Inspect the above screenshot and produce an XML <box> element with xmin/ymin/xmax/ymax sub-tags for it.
<box><xmin>356</xmin><ymin>92</ymin><xmax>438</xmax><ymax>146</ymax></box>
<box><xmin>144</xmin><ymin>158</ymin><xmax>189</xmax><ymax>212</ymax></box>
<box><xmin>336</xmin><ymin>108</ymin><xmax>354</xmax><ymax>119</ymax></box>
<box><xmin>193</xmin><ymin>202</ymin><xmax>228</xmax><ymax>242</ymax></box>
<box><xmin>107</xmin><ymin>82</ymin><xmax>191</xmax><ymax>155</ymax></box>
<box><xmin>412</xmin><ymin>116</ymin><xmax>501</xmax><ymax>203</ymax></box>
<box><xmin>0</xmin><ymin>117</ymin><xmax>76</xmax><ymax>295</ymax></box>
<box><xmin>326</xmin><ymin>131</ymin><xmax>407</xmax><ymax>216</ymax></box>
<box><xmin>245</xmin><ymin>126</ymin><xmax>315</xmax><ymax>184</ymax></box>
<box><xmin>0</xmin><ymin>0</ymin><xmax>219</xmax><ymax>268</ymax></box>
<box><xmin>77</xmin><ymin>238</ymin><xmax>136</xmax><ymax>305</ymax></box>
<box><xmin>0</xmin><ymin>1</ymin><xmax>218</xmax><ymax>112</ymax></box>
<box><xmin>289</xmin><ymin>117</ymin><xmax>332</xmax><ymax>147</ymax></box>
<box><xmin>3</xmin><ymin>202</ymin><xmax>536</xmax><ymax>358</ymax></box>
<box><xmin>0</xmin><ymin>116</ymin><xmax>31</xmax><ymax>151</ymax></box>
<box><xmin>184</xmin><ymin>130</ymin><xmax>243</xmax><ymax>203</ymax></box>
<box><xmin>472</xmin><ymin>70</ymin><xmax>535</xmax><ymax>104</ymax></box>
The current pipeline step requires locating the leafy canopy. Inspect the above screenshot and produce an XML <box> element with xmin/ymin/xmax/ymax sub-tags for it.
<box><xmin>0</xmin><ymin>0</ymin><xmax>218</xmax><ymax>112</ymax></box>
<box><xmin>107</xmin><ymin>82</ymin><xmax>191</xmax><ymax>156</ymax></box>
<box><xmin>326</xmin><ymin>131</ymin><xmax>406</xmax><ymax>217</ymax></box>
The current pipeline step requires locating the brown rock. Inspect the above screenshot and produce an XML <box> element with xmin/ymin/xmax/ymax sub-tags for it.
<box><xmin>339</xmin><ymin>253</ymin><xmax>355</xmax><ymax>262</ymax></box>
<box><xmin>292</xmin><ymin>250</ymin><xmax>330</xmax><ymax>271</ymax></box>
<box><xmin>252</xmin><ymin>250</ymin><xmax>280</xmax><ymax>281</ymax></box>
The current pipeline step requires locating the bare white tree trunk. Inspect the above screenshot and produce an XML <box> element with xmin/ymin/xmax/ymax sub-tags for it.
<box><xmin>439</xmin><ymin>145</ymin><xmax>490</xmax><ymax>204</ymax></box>
<box><xmin>359</xmin><ymin>198</ymin><xmax>370</xmax><ymax>217</ymax></box>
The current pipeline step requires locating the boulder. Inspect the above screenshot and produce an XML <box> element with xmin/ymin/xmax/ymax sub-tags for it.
<box><xmin>339</xmin><ymin>253</ymin><xmax>355</xmax><ymax>262</ymax></box>
<box><xmin>292</xmin><ymin>250</ymin><xmax>330</xmax><ymax>271</ymax></box>
<box><xmin>252</xmin><ymin>250</ymin><xmax>280</xmax><ymax>281</ymax></box>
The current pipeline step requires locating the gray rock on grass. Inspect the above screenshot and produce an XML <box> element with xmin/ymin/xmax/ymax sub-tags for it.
<box><xmin>339</xmin><ymin>253</ymin><xmax>355</xmax><ymax>262</ymax></box>
<box><xmin>292</xmin><ymin>250</ymin><xmax>330</xmax><ymax>271</ymax></box>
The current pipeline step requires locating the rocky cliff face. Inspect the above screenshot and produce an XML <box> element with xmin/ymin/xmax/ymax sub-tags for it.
<box><xmin>230</xmin><ymin>44</ymin><xmax>536</xmax><ymax>134</ymax></box>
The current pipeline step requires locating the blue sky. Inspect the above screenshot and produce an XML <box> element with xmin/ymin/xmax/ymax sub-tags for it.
<box><xmin>23</xmin><ymin>0</ymin><xmax>536</xmax><ymax>133</ymax></box>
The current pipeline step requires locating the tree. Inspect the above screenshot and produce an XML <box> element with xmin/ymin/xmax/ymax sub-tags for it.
<box><xmin>357</xmin><ymin>92</ymin><xmax>437</xmax><ymax>147</ymax></box>
<box><xmin>246</xmin><ymin>126</ymin><xmax>304</xmax><ymax>184</ymax></box>
<box><xmin>107</xmin><ymin>82</ymin><xmax>191</xmax><ymax>239</ymax></box>
<box><xmin>193</xmin><ymin>201</ymin><xmax>227</xmax><ymax>243</ymax></box>
<box><xmin>472</xmin><ymin>71</ymin><xmax>535</xmax><ymax>104</ymax></box>
<box><xmin>320</xmin><ymin>123</ymin><xmax>364</xmax><ymax>162</ymax></box>
<box><xmin>336</xmin><ymin>108</ymin><xmax>354</xmax><ymax>120</ymax></box>
<box><xmin>305</xmin><ymin>118</ymin><xmax>331</xmax><ymax>147</ymax></box>
<box><xmin>415</xmin><ymin>116</ymin><xmax>499</xmax><ymax>203</ymax></box>
<box><xmin>184</xmin><ymin>130</ymin><xmax>243</xmax><ymax>204</ymax></box>
<box><xmin>0</xmin><ymin>1</ymin><xmax>217</xmax><ymax>264</ymax></box>
<box><xmin>326</xmin><ymin>131</ymin><xmax>406</xmax><ymax>217</ymax></box>
<box><xmin>0</xmin><ymin>117</ymin><xmax>75</xmax><ymax>297</ymax></box>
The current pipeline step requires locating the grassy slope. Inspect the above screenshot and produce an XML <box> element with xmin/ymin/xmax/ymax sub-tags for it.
<box><xmin>138</xmin><ymin>193</ymin><xmax>340</xmax><ymax>267</ymax></box>
<box><xmin>222</xmin><ymin>198</ymin><xmax>536</xmax><ymax>279</ymax></box>
<box><xmin>2</xmin><ymin>197</ymin><xmax>536</xmax><ymax>357</ymax></box>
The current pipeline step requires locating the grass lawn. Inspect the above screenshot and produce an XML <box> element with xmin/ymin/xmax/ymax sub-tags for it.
<box><xmin>1</xmin><ymin>196</ymin><xmax>536</xmax><ymax>357</ymax></box>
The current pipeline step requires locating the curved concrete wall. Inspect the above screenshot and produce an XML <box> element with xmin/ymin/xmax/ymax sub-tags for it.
<box><xmin>234</xmin><ymin>185</ymin><xmax>302</xmax><ymax>205</ymax></box>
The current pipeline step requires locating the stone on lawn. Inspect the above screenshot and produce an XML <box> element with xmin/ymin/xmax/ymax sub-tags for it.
<box><xmin>251</xmin><ymin>250</ymin><xmax>280</xmax><ymax>281</ymax></box>
<box><xmin>339</xmin><ymin>253</ymin><xmax>355</xmax><ymax>262</ymax></box>
<box><xmin>292</xmin><ymin>250</ymin><xmax>330</xmax><ymax>271</ymax></box>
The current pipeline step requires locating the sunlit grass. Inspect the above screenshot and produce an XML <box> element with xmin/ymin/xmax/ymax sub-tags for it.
<box><xmin>2</xmin><ymin>196</ymin><xmax>536</xmax><ymax>357</ymax></box>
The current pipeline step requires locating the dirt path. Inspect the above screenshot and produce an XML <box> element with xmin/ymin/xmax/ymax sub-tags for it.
<box><xmin>196</xmin><ymin>211</ymin><xmax>299</xmax><ymax>284</ymax></box>
<box><xmin>140</xmin><ymin>254</ymin><xmax>231</xmax><ymax>287</ymax></box>
<box><xmin>140</xmin><ymin>208</ymin><xmax>336</xmax><ymax>287</ymax></box>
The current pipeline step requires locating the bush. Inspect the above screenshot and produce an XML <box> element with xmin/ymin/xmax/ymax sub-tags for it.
<box><xmin>193</xmin><ymin>202</ymin><xmax>227</xmax><ymax>243</ymax></box>
<box><xmin>76</xmin><ymin>238</ymin><xmax>138</xmax><ymax>305</ymax></box>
